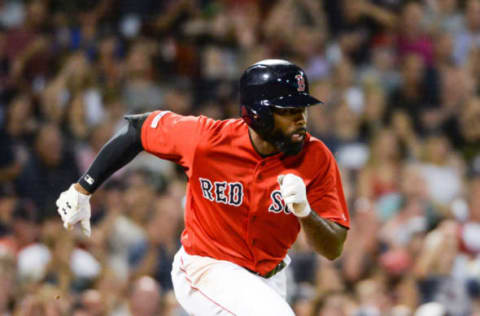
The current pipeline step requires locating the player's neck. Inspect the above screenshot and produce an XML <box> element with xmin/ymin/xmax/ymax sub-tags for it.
<box><xmin>248</xmin><ymin>128</ymin><xmax>279</xmax><ymax>157</ymax></box>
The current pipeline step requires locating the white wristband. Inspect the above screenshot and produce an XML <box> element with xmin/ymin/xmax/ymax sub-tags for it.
<box><xmin>288</xmin><ymin>201</ymin><xmax>311</xmax><ymax>218</ymax></box>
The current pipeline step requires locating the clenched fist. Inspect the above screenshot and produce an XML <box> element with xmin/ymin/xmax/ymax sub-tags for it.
<box><xmin>277</xmin><ymin>174</ymin><xmax>311</xmax><ymax>218</ymax></box>
<box><xmin>56</xmin><ymin>184</ymin><xmax>91</xmax><ymax>237</ymax></box>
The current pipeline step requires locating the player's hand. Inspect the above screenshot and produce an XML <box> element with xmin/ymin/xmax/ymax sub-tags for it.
<box><xmin>277</xmin><ymin>174</ymin><xmax>311</xmax><ymax>218</ymax></box>
<box><xmin>56</xmin><ymin>184</ymin><xmax>91</xmax><ymax>237</ymax></box>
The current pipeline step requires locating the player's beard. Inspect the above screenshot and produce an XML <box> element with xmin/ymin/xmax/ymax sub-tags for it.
<box><xmin>268</xmin><ymin>128</ymin><xmax>305</xmax><ymax>156</ymax></box>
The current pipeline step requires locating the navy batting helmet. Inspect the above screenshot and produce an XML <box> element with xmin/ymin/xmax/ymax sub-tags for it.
<box><xmin>240</xmin><ymin>59</ymin><xmax>322</xmax><ymax>137</ymax></box>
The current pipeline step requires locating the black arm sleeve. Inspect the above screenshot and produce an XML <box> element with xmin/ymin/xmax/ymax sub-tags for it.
<box><xmin>77</xmin><ymin>112</ymin><xmax>150</xmax><ymax>193</ymax></box>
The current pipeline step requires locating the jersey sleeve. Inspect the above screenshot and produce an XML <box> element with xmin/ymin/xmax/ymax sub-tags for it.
<box><xmin>141</xmin><ymin>111</ymin><xmax>212</xmax><ymax>170</ymax></box>
<box><xmin>307</xmin><ymin>150</ymin><xmax>350</xmax><ymax>228</ymax></box>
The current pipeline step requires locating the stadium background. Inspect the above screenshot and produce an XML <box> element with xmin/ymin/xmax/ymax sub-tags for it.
<box><xmin>1</xmin><ymin>0</ymin><xmax>480</xmax><ymax>315</ymax></box>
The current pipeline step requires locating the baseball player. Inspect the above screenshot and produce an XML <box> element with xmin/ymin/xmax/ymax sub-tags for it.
<box><xmin>56</xmin><ymin>59</ymin><xmax>349</xmax><ymax>315</ymax></box>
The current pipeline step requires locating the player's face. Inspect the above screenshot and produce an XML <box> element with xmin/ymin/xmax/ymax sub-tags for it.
<box><xmin>270</xmin><ymin>107</ymin><xmax>308</xmax><ymax>155</ymax></box>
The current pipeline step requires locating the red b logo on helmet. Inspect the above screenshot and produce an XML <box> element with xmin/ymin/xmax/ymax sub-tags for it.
<box><xmin>295</xmin><ymin>74</ymin><xmax>305</xmax><ymax>92</ymax></box>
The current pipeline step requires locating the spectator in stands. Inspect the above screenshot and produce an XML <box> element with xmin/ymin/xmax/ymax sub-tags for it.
<box><xmin>15</xmin><ymin>122</ymin><xmax>80</xmax><ymax>219</ymax></box>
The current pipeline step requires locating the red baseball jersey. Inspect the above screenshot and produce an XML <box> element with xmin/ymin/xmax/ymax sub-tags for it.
<box><xmin>141</xmin><ymin>110</ymin><xmax>349</xmax><ymax>275</ymax></box>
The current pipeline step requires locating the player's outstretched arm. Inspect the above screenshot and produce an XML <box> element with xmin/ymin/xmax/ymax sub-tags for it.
<box><xmin>278</xmin><ymin>174</ymin><xmax>347</xmax><ymax>260</ymax></box>
<box><xmin>56</xmin><ymin>113</ymin><xmax>149</xmax><ymax>236</ymax></box>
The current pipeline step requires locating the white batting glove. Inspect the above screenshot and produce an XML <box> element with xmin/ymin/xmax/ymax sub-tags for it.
<box><xmin>277</xmin><ymin>174</ymin><xmax>312</xmax><ymax>218</ymax></box>
<box><xmin>56</xmin><ymin>184</ymin><xmax>92</xmax><ymax>237</ymax></box>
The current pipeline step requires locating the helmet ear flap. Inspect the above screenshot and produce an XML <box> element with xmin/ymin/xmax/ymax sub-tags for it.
<box><xmin>240</xmin><ymin>105</ymin><xmax>253</xmax><ymax>126</ymax></box>
<box><xmin>240</xmin><ymin>103</ymin><xmax>274</xmax><ymax>137</ymax></box>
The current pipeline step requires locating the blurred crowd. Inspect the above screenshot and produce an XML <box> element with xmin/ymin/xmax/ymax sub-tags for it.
<box><xmin>1</xmin><ymin>0</ymin><xmax>480</xmax><ymax>315</ymax></box>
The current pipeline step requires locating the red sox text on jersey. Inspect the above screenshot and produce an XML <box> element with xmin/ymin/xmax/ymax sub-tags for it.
<box><xmin>198</xmin><ymin>177</ymin><xmax>291</xmax><ymax>215</ymax></box>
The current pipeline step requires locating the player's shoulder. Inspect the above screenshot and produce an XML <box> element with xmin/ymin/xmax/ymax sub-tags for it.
<box><xmin>305</xmin><ymin>134</ymin><xmax>332</xmax><ymax>151</ymax></box>
<box><xmin>145</xmin><ymin>110</ymin><xmax>242</xmax><ymax>130</ymax></box>
<box><xmin>303</xmin><ymin>134</ymin><xmax>335</xmax><ymax>163</ymax></box>
<box><xmin>199</xmin><ymin>116</ymin><xmax>245</xmax><ymax>133</ymax></box>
